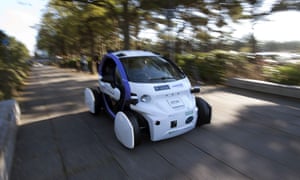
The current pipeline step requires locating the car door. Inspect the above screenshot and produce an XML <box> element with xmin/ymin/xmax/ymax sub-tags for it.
<box><xmin>99</xmin><ymin>55</ymin><xmax>130</xmax><ymax>117</ymax></box>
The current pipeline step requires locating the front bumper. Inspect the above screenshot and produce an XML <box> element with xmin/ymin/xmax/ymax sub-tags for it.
<box><xmin>143</xmin><ymin>107</ymin><xmax>198</xmax><ymax>141</ymax></box>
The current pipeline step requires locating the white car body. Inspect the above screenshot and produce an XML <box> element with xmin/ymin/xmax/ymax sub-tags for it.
<box><xmin>128</xmin><ymin>78</ymin><xmax>198</xmax><ymax>141</ymax></box>
<box><xmin>85</xmin><ymin>50</ymin><xmax>210</xmax><ymax>149</ymax></box>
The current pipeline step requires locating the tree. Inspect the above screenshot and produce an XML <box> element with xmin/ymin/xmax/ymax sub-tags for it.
<box><xmin>40</xmin><ymin>0</ymin><xmax>276</xmax><ymax>55</ymax></box>
<box><xmin>62</xmin><ymin>0</ymin><xmax>139</xmax><ymax>50</ymax></box>
<box><xmin>139</xmin><ymin>0</ymin><xmax>244</xmax><ymax>53</ymax></box>
<box><xmin>0</xmin><ymin>30</ymin><xmax>29</xmax><ymax>65</ymax></box>
<box><xmin>239</xmin><ymin>0</ymin><xmax>300</xmax><ymax>53</ymax></box>
<box><xmin>239</xmin><ymin>0</ymin><xmax>268</xmax><ymax>53</ymax></box>
<box><xmin>65</xmin><ymin>0</ymin><xmax>245</xmax><ymax>51</ymax></box>
<box><xmin>0</xmin><ymin>30</ymin><xmax>30</xmax><ymax>100</ymax></box>
<box><xmin>37</xmin><ymin>0</ymin><xmax>116</xmax><ymax>57</ymax></box>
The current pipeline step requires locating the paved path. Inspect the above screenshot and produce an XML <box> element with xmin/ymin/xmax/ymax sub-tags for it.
<box><xmin>11</xmin><ymin>65</ymin><xmax>300</xmax><ymax>180</ymax></box>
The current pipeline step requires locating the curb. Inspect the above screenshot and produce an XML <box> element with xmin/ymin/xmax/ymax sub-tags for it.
<box><xmin>0</xmin><ymin>100</ymin><xmax>20</xmax><ymax>180</ymax></box>
<box><xmin>226</xmin><ymin>78</ymin><xmax>300</xmax><ymax>99</ymax></box>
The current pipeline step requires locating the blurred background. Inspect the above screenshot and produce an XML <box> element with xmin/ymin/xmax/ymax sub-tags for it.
<box><xmin>1</xmin><ymin>0</ymin><xmax>300</xmax><ymax>100</ymax></box>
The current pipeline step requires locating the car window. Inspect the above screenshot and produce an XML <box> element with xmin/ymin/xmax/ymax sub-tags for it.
<box><xmin>115</xmin><ymin>68</ymin><xmax>122</xmax><ymax>88</ymax></box>
<box><xmin>121</xmin><ymin>56</ymin><xmax>185</xmax><ymax>83</ymax></box>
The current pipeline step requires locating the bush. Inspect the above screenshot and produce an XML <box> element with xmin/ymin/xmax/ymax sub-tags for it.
<box><xmin>177</xmin><ymin>50</ymin><xmax>252</xmax><ymax>84</ymax></box>
<box><xmin>265</xmin><ymin>64</ymin><xmax>300</xmax><ymax>85</ymax></box>
<box><xmin>58</xmin><ymin>58</ymin><xmax>79</xmax><ymax>69</ymax></box>
<box><xmin>0</xmin><ymin>30</ymin><xmax>30</xmax><ymax>100</ymax></box>
<box><xmin>57</xmin><ymin>57</ymin><xmax>98</xmax><ymax>74</ymax></box>
<box><xmin>0</xmin><ymin>68</ymin><xmax>26</xmax><ymax>100</ymax></box>
<box><xmin>200</xmin><ymin>51</ymin><xmax>227</xmax><ymax>83</ymax></box>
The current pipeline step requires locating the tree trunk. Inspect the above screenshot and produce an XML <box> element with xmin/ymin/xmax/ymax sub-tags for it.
<box><xmin>122</xmin><ymin>1</ymin><xmax>130</xmax><ymax>50</ymax></box>
<box><xmin>251</xmin><ymin>34</ymin><xmax>257</xmax><ymax>53</ymax></box>
<box><xmin>87</xmin><ymin>24</ymin><xmax>96</xmax><ymax>74</ymax></box>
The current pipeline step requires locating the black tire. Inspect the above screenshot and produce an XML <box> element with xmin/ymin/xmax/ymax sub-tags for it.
<box><xmin>91</xmin><ymin>87</ymin><xmax>103</xmax><ymax>115</ymax></box>
<box><xmin>196</xmin><ymin>97</ymin><xmax>212</xmax><ymax>126</ymax></box>
<box><xmin>124</xmin><ymin>111</ymin><xmax>141</xmax><ymax>146</ymax></box>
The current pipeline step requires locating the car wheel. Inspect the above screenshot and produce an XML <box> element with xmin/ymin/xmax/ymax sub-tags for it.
<box><xmin>196</xmin><ymin>97</ymin><xmax>212</xmax><ymax>126</ymax></box>
<box><xmin>125</xmin><ymin>111</ymin><xmax>141</xmax><ymax>146</ymax></box>
<box><xmin>91</xmin><ymin>87</ymin><xmax>103</xmax><ymax>115</ymax></box>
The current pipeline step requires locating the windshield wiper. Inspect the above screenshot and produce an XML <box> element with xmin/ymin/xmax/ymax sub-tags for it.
<box><xmin>150</xmin><ymin>76</ymin><xmax>175</xmax><ymax>81</ymax></box>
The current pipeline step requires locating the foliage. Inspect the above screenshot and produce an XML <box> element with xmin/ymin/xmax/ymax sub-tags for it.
<box><xmin>38</xmin><ymin>0</ymin><xmax>300</xmax><ymax>57</ymax></box>
<box><xmin>57</xmin><ymin>56</ymin><xmax>97</xmax><ymax>73</ymax></box>
<box><xmin>177</xmin><ymin>50</ymin><xmax>256</xmax><ymax>84</ymax></box>
<box><xmin>169</xmin><ymin>46</ymin><xmax>300</xmax><ymax>86</ymax></box>
<box><xmin>264</xmin><ymin>64</ymin><xmax>300</xmax><ymax>85</ymax></box>
<box><xmin>35</xmin><ymin>0</ymin><xmax>299</xmax><ymax>86</ymax></box>
<box><xmin>0</xmin><ymin>30</ymin><xmax>30</xmax><ymax>100</ymax></box>
<box><xmin>37</xmin><ymin>0</ymin><xmax>117</xmax><ymax>58</ymax></box>
<box><xmin>38</xmin><ymin>0</ymin><xmax>247</xmax><ymax>57</ymax></box>
<box><xmin>58</xmin><ymin>58</ymin><xmax>79</xmax><ymax>69</ymax></box>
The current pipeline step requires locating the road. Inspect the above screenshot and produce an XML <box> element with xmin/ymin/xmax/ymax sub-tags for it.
<box><xmin>11</xmin><ymin>65</ymin><xmax>300</xmax><ymax>180</ymax></box>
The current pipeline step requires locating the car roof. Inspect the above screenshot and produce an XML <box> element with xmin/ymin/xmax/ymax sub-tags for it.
<box><xmin>111</xmin><ymin>50</ymin><xmax>158</xmax><ymax>58</ymax></box>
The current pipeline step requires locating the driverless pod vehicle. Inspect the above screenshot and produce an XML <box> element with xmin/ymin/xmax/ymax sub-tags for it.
<box><xmin>85</xmin><ymin>50</ymin><xmax>211</xmax><ymax>149</ymax></box>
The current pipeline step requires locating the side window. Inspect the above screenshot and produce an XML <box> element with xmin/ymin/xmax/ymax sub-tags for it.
<box><xmin>101</xmin><ymin>58</ymin><xmax>116</xmax><ymax>84</ymax></box>
<box><xmin>101</xmin><ymin>58</ymin><xmax>124</xmax><ymax>90</ymax></box>
<box><xmin>115</xmin><ymin>68</ymin><xmax>122</xmax><ymax>88</ymax></box>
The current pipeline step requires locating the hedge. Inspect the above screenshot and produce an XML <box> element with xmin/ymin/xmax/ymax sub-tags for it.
<box><xmin>0</xmin><ymin>62</ymin><xmax>29</xmax><ymax>100</ymax></box>
<box><xmin>176</xmin><ymin>50</ymin><xmax>256</xmax><ymax>84</ymax></box>
<box><xmin>264</xmin><ymin>64</ymin><xmax>300</xmax><ymax>85</ymax></box>
<box><xmin>54</xmin><ymin>51</ymin><xmax>299</xmax><ymax>86</ymax></box>
<box><xmin>57</xmin><ymin>57</ymin><xmax>97</xmax><ymax>74</ymax></box>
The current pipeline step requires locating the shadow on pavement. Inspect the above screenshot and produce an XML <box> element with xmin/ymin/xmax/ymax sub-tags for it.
<box><xmin>11</xmin><ymin>66</ymin><xmax>300</xmax><ymax>180</ymax></box>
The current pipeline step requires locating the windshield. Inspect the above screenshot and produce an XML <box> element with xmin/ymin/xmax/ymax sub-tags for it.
<box><xmin>120</xmin><ymin>56</ymin><xmax>185</xmax><ymax>83</ymax></box>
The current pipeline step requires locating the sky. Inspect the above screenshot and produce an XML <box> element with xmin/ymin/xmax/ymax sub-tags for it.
<box><xmin>0</xmin><ymin>0</ymin><xmax>49</xmax><ymax>55</ymax></box>
<box><xmin>232</xmin><ymin>10</ymin><xmax>300</xmax><ymax>42</ymax></box>
<box><xmin>0</xmin><ymin>0</ymin><xmax>300</xmax><ymax>56</ymax></box>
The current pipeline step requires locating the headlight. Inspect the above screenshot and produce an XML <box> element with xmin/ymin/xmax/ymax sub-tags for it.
<box><xmin>140</xmin><ymin>94</ymin><xmax>151</xmax><ymax>102</ymax></box>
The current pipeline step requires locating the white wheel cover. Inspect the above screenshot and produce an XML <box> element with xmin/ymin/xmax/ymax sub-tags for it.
<box><xmin>84</xmin><ymin>88</ymin><xmax>95</xmax><ymax>113</ymax></box>
<box><xmin>114</xmin><ymin>112</ymin><xmax>135</xmax><ymax>149</ymax></box>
